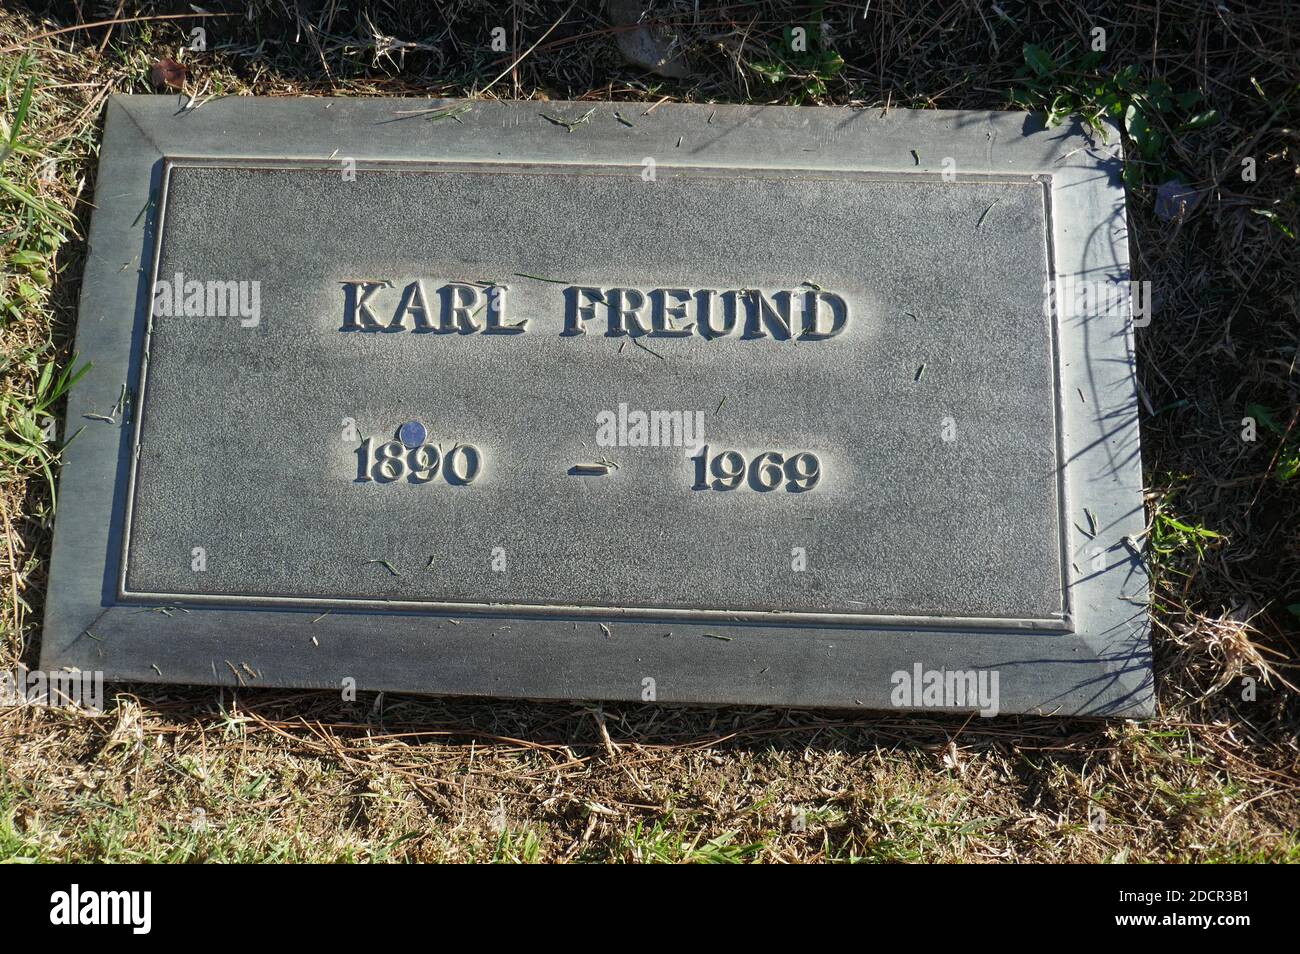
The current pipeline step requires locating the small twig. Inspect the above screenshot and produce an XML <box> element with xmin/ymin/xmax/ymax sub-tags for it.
<box><xmin>631</xmin><ymin>337</ymin><xmax>665</xmax><ymax>361</ymax></box>
<box><xmin>479</xmin><ymin>0</ymin><xmax>578</xmax><ymax>95</ymax></box>
<box><xmin>541</xmin><ymin>106</ymin><xmax>596</xmax><ymax>132</ymax></box>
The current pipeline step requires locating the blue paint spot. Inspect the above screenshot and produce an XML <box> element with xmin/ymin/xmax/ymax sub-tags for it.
<box><xmin>398</xmin><ymin>420</ymin><xmax>426</xmax><ymax>448</ymax></box>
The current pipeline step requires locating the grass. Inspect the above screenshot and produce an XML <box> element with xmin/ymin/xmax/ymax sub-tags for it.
<box><xmin>0</xmin><ymin>0</ymin><xmax>1297</xmax><ymax>863</ymax></box>
<box><xmin>613</xmin><ymin>821</ymin><xmax>766</xmax><ymax>863</ymax></box>
<box><xmin>0</xmin><ymin>353</ymin><xmax>88</xmax><ymax>502</ymax></box>
<box><xmin>1010</xmin><ymin>44</ymin><xmax>1221</xmax><ymax>188</ymax></box>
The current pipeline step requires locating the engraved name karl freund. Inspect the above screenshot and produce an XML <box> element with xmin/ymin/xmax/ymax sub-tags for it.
<box><xmin>339</xmin><ymin>281</ymin><xmax>850</xmax><ymax>339</ymax></box>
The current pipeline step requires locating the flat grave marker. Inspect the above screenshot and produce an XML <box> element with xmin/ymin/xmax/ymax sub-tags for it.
<box><xmin>42</xmin><ymin>97</ymin><xmax>1152</xmax><ymax>715</ymax></box>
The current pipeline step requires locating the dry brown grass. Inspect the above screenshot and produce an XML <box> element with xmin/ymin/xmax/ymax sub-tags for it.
<box><xmin>0</xmin><ymin>0</ymin><xmax>1296</xmax><ymax>862</ymax></box>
